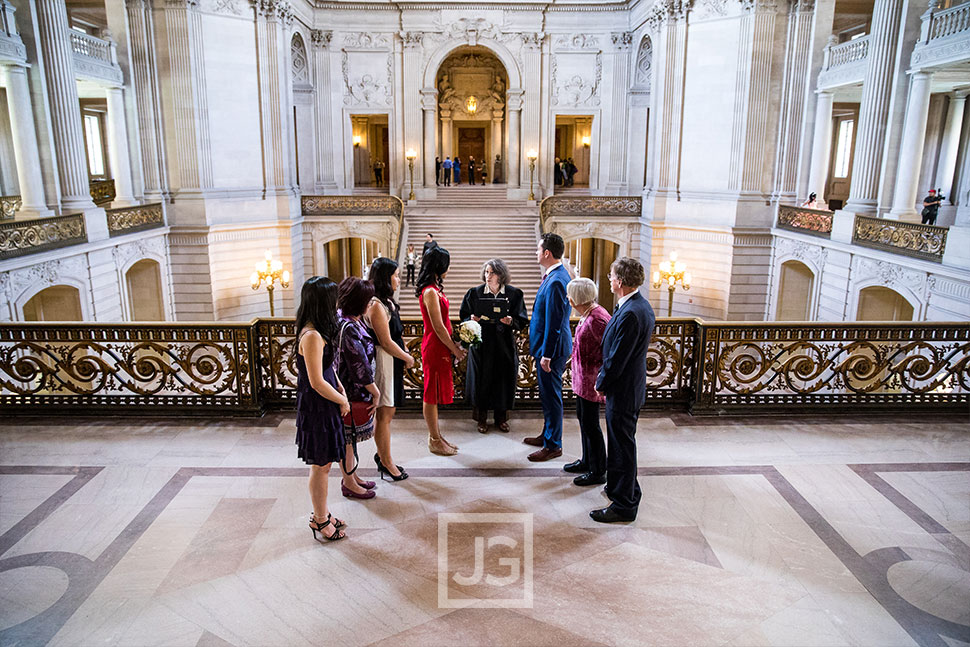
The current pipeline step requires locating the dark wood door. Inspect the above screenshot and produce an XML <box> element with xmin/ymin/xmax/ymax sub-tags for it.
<box><xmin>458</xmin><ymin>127</ymin><xmax>486</xmax><ymax>164</ymax></box>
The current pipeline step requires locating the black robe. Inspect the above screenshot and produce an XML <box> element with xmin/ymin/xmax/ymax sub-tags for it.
<box><xmin>459</xmin><ymin>284</ymin><xmax>529</xmax><ymax>412</ymax></box>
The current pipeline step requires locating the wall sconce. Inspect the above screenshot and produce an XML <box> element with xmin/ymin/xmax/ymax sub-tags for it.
<box><xmin>466</xmin><ymin>96</ymin><xmax>478</xmax><ymax>113</ymax></box>
<box><xmin>581</xmin><ymin>135</ymin><xmax>590</xmax><ymax>148</ymax></box>
<box><xmin>526</xmin><ymin>149</ymin><xmax>538</xmax><ymax>201</ymax></box>
<box><xmin>405</xmin><ymin>148</ymin><xmax>417</xmax><ymax>201</ymax></box>
<box><xmin>353</xmin><ymin>135</ymin><xmax>362</xmax><ymax>147</ymax></box>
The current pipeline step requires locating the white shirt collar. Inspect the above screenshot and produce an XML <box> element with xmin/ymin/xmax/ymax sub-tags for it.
<box><xmin>616</xmin><ymin>290</ymin><xmax>637</xmax><ymax>309</ymax></box>
<box><xmin>543</xmin><ymin>262</ymin><xmax>562</xmax><ymax>277</ymax></box>
<box><xmin>483</xmin><ymin>284</ymin><xmax>505</xmax><ymax>296</ymax></box>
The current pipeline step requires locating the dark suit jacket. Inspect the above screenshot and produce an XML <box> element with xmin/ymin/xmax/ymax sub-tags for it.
<box><xmin>595</xmin><ymin>291</ymin><xmax>656</xmax><ymax>410</ymax></box>
<box><xmin>529</xmin><ymin>264</ymin><xmax>572</xmax><ymax>360</ymax></box>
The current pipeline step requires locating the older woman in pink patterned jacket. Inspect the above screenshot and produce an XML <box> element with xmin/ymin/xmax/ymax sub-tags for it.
<box><xmin>565</xmin><ymin>277</ymin><xmax>612</xmax><ymax>487</ymax></box>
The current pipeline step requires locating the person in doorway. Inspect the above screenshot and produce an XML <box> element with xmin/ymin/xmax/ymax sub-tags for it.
<box><xmin>922</xmin><ymin>189</ymin><xmax>944</xmax><ymax>225</ymax></box>
<box><xmin>468</xmin><ymin>156</ymin><xmax>476</xmax><ymax>185</ymax></box>
<box><xmin>373</xmin><ymin>159</ymin><xmax>385</xmax><ymax>187</ymax></box>
<box><xmin>566</xmin><ymin>158</ymin><xmax>577</xmax><ymax>186</ymax></box>
<box><xmin>554</xmin><ymin>157</ymin><xmax>562</xmax><ymax>186</ymax></box>
<box><xmin>435</xmin><ymin>157</ymin><xmax>441</xmax><ymax>186</ymax></box>
<box><xmin>442</xmin><ymin>157</ymin><xmax>452</xmax><ymax>186</ymax></box>
<box><xmin>454</xmin><ymin>157</ymin><xmax>462</xmax><ymax>185</ymax></box>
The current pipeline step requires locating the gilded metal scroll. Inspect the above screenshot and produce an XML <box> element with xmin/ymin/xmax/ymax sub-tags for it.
<box><xmin>0</xmin><ymin>213</ymin><xmax>87</xmax><ymax>260</ymax></box>
<box><xmin>301</xmin><ymin>195</ymin><xmax>404</xmax><ymax>218</ymax></box>
<box><xmin>0</xmin><ymin>195</ymin><xmax>21</xmax><ymax>220</ymax></box>
<box><xmin>852</xmin><ymin>215</ymin><xmax>947</xmax><ymax>263</ymax></box>
<box><xmin>539</xmin><ymin>196</ymin><xmax>642</xmax><ymax>233</ymax></box>
<box><xmin>106</xmin><ymin>203</ymin><xmax>164</xmax><ymax>237</ymax></box>
<box><xmin>776</xmin><ymin>204</ymin><xmax>833</xmax><ymax>238</ymax></box>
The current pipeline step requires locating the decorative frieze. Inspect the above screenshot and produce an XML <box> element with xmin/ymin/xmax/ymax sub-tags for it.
<box><xmin>111</xmin><ymin>234</ymin><xmax>167</xmax><ymax>270</ymax></box>
<box><xmin>553</xmin><ymin>34</ymin><xmax>600</xmax><ymax>50</ymax></box>
<box><xmin>551</xmin><ymin>52</ymin><xmax>602</xmax><ymax>106</ymax></box>
<box><xmin>342</xmin><ymin>32</ymin><xmax>391</xmax><ymax>50</ymax></box>
<box><xmin>852</xmin><ymin>256</ymin><xmax>926</xmax><ymax>295</ymax></box>
<box><xmin>4</xmin><ymin>255</ymin><xmax>87</xmax><ymax>301</ymax></box>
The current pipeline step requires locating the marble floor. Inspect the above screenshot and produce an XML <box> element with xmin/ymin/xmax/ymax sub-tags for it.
<box><xmin>0</xmin><ymin>410</ymin><xmax>968</xmax><ymax>647</ymax></box>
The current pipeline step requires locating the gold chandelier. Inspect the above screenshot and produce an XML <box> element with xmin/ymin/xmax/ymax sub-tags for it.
<box><xmin>466</xmin><ymin>95</ymin><xmax>478</xmax><ymax>113</ymax></box>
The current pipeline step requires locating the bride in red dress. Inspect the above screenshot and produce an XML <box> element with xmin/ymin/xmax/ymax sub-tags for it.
<box><xmin>416</xmin><ymin>246</ymin><xmax>466</xmax><ymax>456</ymax></box>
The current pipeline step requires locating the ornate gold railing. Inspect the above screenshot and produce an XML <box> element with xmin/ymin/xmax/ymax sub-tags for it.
<box><xmin>1</xmin><ymin>194</ymin><xmax>21</xmax><ymax>220</ymax></box>
<box><xmin>539</xmin><ymin>196</ymin><xmax>642</xmax><ymax>233</ymax></box>
<box><xmin>0</xmin><ymin>213</ymin><xmax>87</xmax><ymax>260</ymax></box>
<box><xmin>852</xmin><ymin>215</ymin><xmax>947</xmax><ymax>263</ymax></box>
<box><xmin>106</xmin><ymin>203</ymin><xmax>164</xmax><ymax>237</ymax></box>
<box><xmin>776</xmin><ymin>204</ymin><xmax>833</xmax><ymax>238</ymax></box>
<box><xmin>90</xmin><ymin>179</ymin><xmax>116</xmax><ymax>205</ymax></box>
<box><xmin>3</xmin><ymin>318</ymin><xmax>967</xmax><ymax>416</ymax></box>
<box><xmin>301</xmin><ymin>195</ymin><xmax>404</xmax><ymax>218</ymax></box>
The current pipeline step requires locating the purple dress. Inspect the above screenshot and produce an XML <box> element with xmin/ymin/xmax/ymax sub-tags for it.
<box><xmin>295</xmin><ymin>337</ymin><xmax>345</xmax><ymax>466</ymax></box>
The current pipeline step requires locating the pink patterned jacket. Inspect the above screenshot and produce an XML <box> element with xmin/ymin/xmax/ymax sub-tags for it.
<box><xmin>570</xmin><ymin>304</ymin><xmax>611</xmax><ymax>403</ymax></box>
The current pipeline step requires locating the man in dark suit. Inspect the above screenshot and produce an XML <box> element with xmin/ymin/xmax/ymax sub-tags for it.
<box><xmin>422</xmin><ymin>233</ymin><xmax>437</xmax><ymax>258</ymax></box>
<box><xmin>524</xmin><ymin>233</ymin><xmax>572</xmax><ymax>461</ymax></box>
<box><xmin>590</xmin><ymin>257</ymin><xmax>655</xmax><ymax>523</ymax></box>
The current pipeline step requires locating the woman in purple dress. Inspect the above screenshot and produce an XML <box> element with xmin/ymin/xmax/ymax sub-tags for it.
<box><xmin>294</xmin><ymin>276</ymin><xmax>351</xmax><ymax>542</ymax></box>
<box><xmin>336</xmin><ymin>277</ymin><xmax>380</xmax><ymax>500</ymax></box>
<box><xmin>565</xmin><ymin>277</ymin><xmax>612</xmax><ymax>487</ymax></box>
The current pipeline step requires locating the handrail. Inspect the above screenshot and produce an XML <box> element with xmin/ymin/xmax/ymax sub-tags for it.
<box><xmin>852</xmin><ymin>215</ymin><xmax>948</xmax><ymax>263</ymax></box>
<box><xmin>301</xmin><ymin>195</ymin><xmax>403</xmax><ymax>218</ymax></box>
<box><xmin>2</xmin><ymin>317</ymin><xmax>966</xmax><ymax>416</ymax></box>
<box><xmin>824</xmin><ymin>35</ymin><xmax>870</xmax><ymax>69</ymax></box>
<box><xmin>928</xmin><ymin>1</ymin><xmax>970</xmax><ymax>42</ymax></box>
<box><xmin>0</xmin><ymin>212</ymin><xmax>86</xmax><ymax>260</ymax></box>
<box><xmin>776</xmin><ymin>204</ymin><xmax>833</xmax><ymax>238</ymax></box>
<box><xmin>70</xmin><ymin>31</ymin><xmax>116</xmax><ymax>65</ymax></box>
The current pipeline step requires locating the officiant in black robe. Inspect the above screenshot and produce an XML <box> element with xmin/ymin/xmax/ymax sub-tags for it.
<box><xmin>459</xmin><ymin>258</ymin><xmax>529</xmax><ymax>434</ymax></box>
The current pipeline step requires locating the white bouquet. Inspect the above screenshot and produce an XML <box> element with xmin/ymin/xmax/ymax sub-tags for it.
<box><xmin>457</xmin><ymin>320</ymin><xmax>483</xmax><ymax>349</ymax></box>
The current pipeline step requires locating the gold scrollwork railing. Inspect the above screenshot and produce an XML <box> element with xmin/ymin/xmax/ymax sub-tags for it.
<box><xmin>0</xmin><ymin>323</ymin><xmax>258</xmax><ymax>414</ymax></box>
<box><xmin>1</xmin><ymin>194</ymin><xmax>22</xmax><ymax>220</ymax></box>
<box><xmin>301</xmin><ymin>195</ymin><xmax>404</xmax><ymax>219</ymax></box>
<box><xmin>776</xmin><ymin>204</ymin><xmax>833</xmax><ymax>238</ymax></box>
<box><xmin>5</xmin><ymin>318</ymin><xmax>966</xmax><ymax>416</ymax></box>
<box><xmin>106</xmin><ymin>203</ymin><xmax>164</xmax><ymax>237</ymax></box>
<box><xmin>90</xmin><ymin>179</ymin><xmax>116</xmax><ymax>205</ymax></box>
<box><xmin>0</xmin><ymin>213</ymin><xmax>87</xmax><ymax>260</ymax></box>
<box><xmin>852</xmin><ymin>215</ymin><xmax>947</xmax><ymax>263</ymax></box>
<box><xmin>694</xmin><ymin>322</ymin><xmax>970</xmax><ymax>412</ymax></box>
<box><xmin>539</xmin><ymin>196</ymin><xmax>642</xmax><ymax>233</ymax></box>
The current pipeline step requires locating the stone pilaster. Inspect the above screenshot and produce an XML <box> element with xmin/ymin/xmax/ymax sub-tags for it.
<box><xmin>650</xmin><ymin>2</ymin><xmax>688</xmax><ymax>197</ymax></box>
<box><xmin>889</xmin><ymin>71</ymin><xmax>933</xmax><ymax>220</ymax></box>
<box><xmin>0</xmin><ymin>64</ymin><xmax>52</xmax><ymax>216</ymax></box>
<box><xmin>253</xmin><ymin>0</ymin><xmax>295</xmax><ymax>196</ymax></box>
<box><xmin>402</xmin><ymin>36</ymin><xmax>423</xmax><ymax>195</ymax></box>
<box><xmin>604</xmin><ymin>31</ymin><xmax>633</xmax><ymax>193</ymax></box>
<box><xmin>310</xmin><ymin>29</ymin><xmax>337</xmax><ymax>192</ymax></box>
<box><xmin>126</xmin><ymin>0</ymin><xmax>171</xmax><ymax>203</ymax></box>
<box><xmin>520</xmin><ymin>33</ymin><xmax>543</xmax><ymax>196</ymax></box>
<box><xmin>506</xmin><ymin>90</ymin><xmax>523</xmax><ymax>189</ymax></box>
<box><xmin>843</xmin><ymin>0</ymin><xmax>905</xmax><ymax>214</ymax></box>
<box><xmin>35</xmin><ymin>0</ymin><xmax>95</xmax><ymax>211</ymax></box>
<box><xmin>105</xmin><ymin>86</ymin><xmax>137</xmax><ymax>207</ymax></box>
<box><xmin>420</xmin><ymin>89</ymin><xmax>437</xmax><ymax>189</ymax></box>
<box><xmin>806</xmin><ymin>90</ymin><xmax>834</xmax><ymax>202</ymax></box>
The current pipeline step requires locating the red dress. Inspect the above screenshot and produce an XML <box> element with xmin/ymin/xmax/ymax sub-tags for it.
<box><xmin>419</xmin><ymin>285</ymin><xmax>454</xmax><ymax>405</ymax></box>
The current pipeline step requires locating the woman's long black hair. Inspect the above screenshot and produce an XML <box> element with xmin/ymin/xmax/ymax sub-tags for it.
<box><xmin>369</xmin><ymin>256</ymin><xmax>399</xmax><ymax>312</ymax></box>
<box><xmin>294</xmin><ymin>276</ymin><xmax>340</xmax><ymax>353</ymax></box>
<box><xmin>415</xmin><ymin>246</ymin><xmax>450</xmax><ymax>297</ymax></box>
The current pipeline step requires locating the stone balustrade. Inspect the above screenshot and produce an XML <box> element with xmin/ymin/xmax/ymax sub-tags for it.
<box><xmin>825</xmin><ymin>35</ymin><xmax>870</xmax><ymax>68</ymax></box>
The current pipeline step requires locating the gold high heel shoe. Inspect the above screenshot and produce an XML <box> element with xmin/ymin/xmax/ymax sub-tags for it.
<box><xmin>429</xmin><ymin>436</ymin><xmax>458</xmax><ymax>456</ymax></box>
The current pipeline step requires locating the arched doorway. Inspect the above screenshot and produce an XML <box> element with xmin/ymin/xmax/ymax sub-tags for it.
<box><xmin>775</xmin><ymin>261</ymin><xmax>814</xmax><ymax>321</ymax></box>
<box><xmin>126</xmin><ymin>259</ymin><xmax>165</xmax><ymax>321</ymax></box>
<box><xmin>322</xmin><ymin>237</ymin><xmax>382</xmax><ymax>283</ymax></box>
<box><xmin>565</xmin><ymin>237</ymin><xmax>619</xmax><ymax>308</ymax></box>
<box><xmin>435</xmin><ymin>47</ymin><xmax>509</xmax><ymax>186</ymax></box>
<box><xmin>22</xmin><ymin>285</ymin><xmax>83</xmax><ymax>321</ymax></box>
<box><xmin>856</xmin><ymin>286</ymin><xmax>914</xmax><ymax>321</ymax></box>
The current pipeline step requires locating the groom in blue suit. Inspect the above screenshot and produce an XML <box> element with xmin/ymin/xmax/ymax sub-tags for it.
<box><xmin>524</xmin><ymin>233</ymin><xmax>572</xmax><ymax>462</ymax></box>
<box><xmin>591</xmin><ymin>257</ymin><xmax>655</xmax><ymax>523</ymax></box>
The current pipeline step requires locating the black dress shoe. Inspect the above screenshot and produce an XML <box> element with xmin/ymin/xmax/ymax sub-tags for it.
<box><xmin>590</xmin><ymin>506</ymin><xmax>636</xmax><ymax>523</ymax></box>
<box><xmin>563</xmin><ymin>459</ymin><xmax>587</xmax><ymax>474</ymax></box>
<box><xmin>574</xmin><ymin>472</ymin><xmax>607</xmax><ymax>486</ymax></box>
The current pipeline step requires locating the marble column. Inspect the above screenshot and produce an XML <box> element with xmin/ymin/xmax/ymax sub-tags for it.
<box><xmin>507</xmin><ymin>90</ymin><xmax>523</xmax><ymax>189</ymax></box>
<box><xmin>627</xmin><ymin>90</ymin><xmax>650</xmax><ymax>192</ymax></box>
<box><xmin>420</xmin><ymin>89</ymin><xmax>437</xmax><ymax>189</ymax></box>
<box><xmin>889</xmin><ymin>71</ymin><xmax>933</xmax><ymax>220</ymax></box>
<box><xmin>105</xmin><ymin>86</ymin><xmax>137</xmax><ymax>207</ymax></box>
<box><xmin>651</xmin><ymin>8</ymin><xmax>688</xmax><ymax>196</ymax></box>
<box><xmin>843</xmin><ymin>0</ymin><xmax>905</xmax><ymax>214</ymax></box>
<box><xmin>310</xmin><ymin>30</ymin><xmax>337</xmax><ymax>191</ymax></box>
<box><xmin>441</xmin><ymin>110</ymin><xmax>453</xmax><ymax>160</ymax></box>
<box><xmin>935</xmin><ymin>91</ymin><xmax>968</xmax><ymax>200</ymax></box>
<box><xmin>806</xmin><ymin>90</ymin><xmax>834</xmax><ymax>203</ymax></box>
<box><xmin>490</xmin><ymin>111</ymin><xmax>502</xmax><ymax>180</ymax></box>
<box><xmin>254</xmin><ymin>0</ymin><xmax>294</xmax><ymax>196</ymax></box>
<box><xmin>35</xmin><ymin>0</ymin><xmax>96</xmax><ymax>211</ymax></box>
<box><xmin>0</xmin><ymin>64</ymin><xmax>52</xmax><ymax>216</ymax></box>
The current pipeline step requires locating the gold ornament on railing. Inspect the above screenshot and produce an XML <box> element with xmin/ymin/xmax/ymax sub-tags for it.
<box><xmin>652</xmin><ymin>250</ymin><xmax>691</xmax><ymax>318</ymax></box>
<box><xmin>250</xmin><ymin>250</ymin><xmax>289</xmax><ymax>317</ymax></box>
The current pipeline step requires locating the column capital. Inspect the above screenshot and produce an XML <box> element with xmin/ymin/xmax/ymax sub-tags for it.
<box><xmin>399</xmin><ymin>31</ymin><xmax>424</xmax><ymax>50</ymax></box>
<box><xmin>310</xmin><ymin>29</ymin><xmax>332</xmax><ymax>49</ymax></box>
<box><xmin>420</xmin><ymin>88</ymin><xmax>438</xmax><ymax>110</ymax></box>
<box><xmin>611</xmin><ymin>31</ymin><xmax>634</xmax><ymax>51</ymax></box>
<box><xmin>506</xmin><ymin>89</ymin><xmax>524</xmax><ymax>111</ymax></box>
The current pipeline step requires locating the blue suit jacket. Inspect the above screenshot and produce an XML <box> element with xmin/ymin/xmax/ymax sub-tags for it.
<box><xmin>595</xmin><ymin>291</ymin><xmax>656</xmax><ymax>410</ymax></box>
<box><xmin>529</xmin><ymin>264</ymin><xmax>572</xmax><ymax>360</ymax></box>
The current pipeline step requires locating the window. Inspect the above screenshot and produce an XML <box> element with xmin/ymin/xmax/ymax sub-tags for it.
<box><xmin>833</xmin><ymin>119</ymin><xmax>854</xmax><ymax>178</ymax></box>
<box><xmin>82</xmin><ymin>112</ymin><xmax>107</xmax><ymax>178</ymax></box>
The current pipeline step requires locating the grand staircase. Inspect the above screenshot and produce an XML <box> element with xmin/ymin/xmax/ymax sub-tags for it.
<box><xmin>398</xmin><ymin>185</ymin><xmax>542</xmax><ymax>319</ymax></box>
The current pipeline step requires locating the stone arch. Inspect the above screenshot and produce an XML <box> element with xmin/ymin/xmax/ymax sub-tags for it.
<box><xmin>775</xmin><ymin>260</ymin><xmax>815</xmax><ymax>321</ymax></box>
<box><xmin>422</xmin><ymin>39</ymin><xmax>522</xmax><ymax>90</ymax></box>
<box><xmin>125</xmin><ymin>259</ymin><xmax>165</xmax><ymax>321</ymax></box>
<box><xmin>634</xmin><ymin>34</ymin><xmax>652</xmax><ymax>90</ymax></box>
<box><xmin>854</xmin><ymin>285</ymin><xmax>917</xmax><ymax>321</ymax></box>
<box><xmin>19</xmin><ymin>284</ymin><xmax>85</xmax><ymax>321</ymax></box>
<box><xmin>291</xmin><ymin>32</ymin><xmax>310</xmax><ymax>86</ymax></box>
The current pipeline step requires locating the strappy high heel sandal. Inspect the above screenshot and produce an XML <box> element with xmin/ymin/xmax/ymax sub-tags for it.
<box><xmin>311</xmin><ymin>512</ymin><xmax>345</xmax><ymax>529</ymax></box>
<box><xmin>309</xmin><ymin>514</ymin><xmax>346</xmax><ymax>542</ymax></box>
<box><xmin>375</xmin><ymin>453</ymin><xmax>409</xmax><ymax>481</ymax></box>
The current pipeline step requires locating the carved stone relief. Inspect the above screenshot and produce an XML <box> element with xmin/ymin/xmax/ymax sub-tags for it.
<box><xmin>7</xmin><ymin>256</ymin><xmax>88</xmax><ymax>302</ymax></box>
<box><xmin>775</xmin><ymin>237</ymin><xmax>826</xmax><ymax>271</ymax></box>
<box><xmin>342</xmin><ymin>32</ymin><xmax>391</xmax><ymax>49</ymax></box>
<box><xmin>551</xmin><ymin>52</ymin><xmax>602</xmax><ymax>107</ymax></box>
<box><xmin>436</xmin><ymin>49</ymin><xmax>507</xmax><ymax>118</ymax></box>
<box><xmin>553</xmin><ymin>34</ymin><xmax>600</xmax><ymax>50</ymax></box>
<box><xmin>111</xmin><ymin>236</ymin><xmax>167</xmax><ymax>272</ymax></box>
<box><xmin>634</xmin><ymin>35</ymin><xmax>653</xmax><ymax>88</ymax></box>
<box><xmin>291</xmin><ymin>33</ymin><xmax>309</xmax><ymax>85</ymax></box>
<box><xmin>852</xmin><ymin>257</ymin><xmax>927</xmax><ymax>297</ymax></box>
<box><xmin>310</xmin><ymin>30</ymin><xmax>332</xmax><ymax>49</ymax></box>
<box><xmin>342</xmin><ymin>51</ymin><xmax>393</xmax><ymax>106</ymax></box>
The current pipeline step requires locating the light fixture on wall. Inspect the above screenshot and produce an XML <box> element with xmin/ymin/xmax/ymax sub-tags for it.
<box><xmin>353</xmin><ymin>135</ymin><xmax>362</xmax><ymax>147</ymax></box>
<box><xmin>250</xmin><ymin>250</ymin><xmax>290</xmax><ymax>317</ymax></box>
<box><xmin>405</xmin><ymin>148</ymin><xmax>417</xmax><ymax>201</ymax></box>
<box><xmin>466</xmin><ymin>95</ymin><xmax>478</xmax><ymax>113</ymax></box>
<box><xmin>581</xmin><ymin>135</ymin><xmax>590</xmax><ymax>148</ymax></box>
<box><xmin>652</xmin><ymin>250</ymin><xmax>690</xmax><ymax>318</ymax></box>
<box><xmin>526</xmin><ymin>149</ymin><xmax>538</xmax><ymax>201</ymax></box>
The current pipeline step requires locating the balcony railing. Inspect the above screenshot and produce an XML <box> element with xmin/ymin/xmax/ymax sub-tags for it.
<box><xmin>928</xmin><ymin>1</ymin><xmax>970</xmax><ymax>42</ymax></box>
<box><xmin>90</xmin><ymin>179</ymin><xmax>115</xmax><ymax>205</ymax></box>
<box><xmin>825</xmin><ymin>36</ymin><xmax>870</xmax><ymax>69</ymax></box>
<box><xmin>0</xmin><ymin>194</ymin><xmax>21</xmax><ymax>220</ymax></box>
<box><xmin>852</xmin><ymin>215</ymin><xmax>948</xmax><ymax>263</ymax></box>
<box><xmin>539</xmin><ymin>196</ymin><xmax>642</xmax><ymax>233</ymax></box>
<box><xmin>2</xmin><ymin>318</ymin><xmax>966</xmax><ymax>416</ymax></box>
<box><xmin>106</xmin><ymin>203</ymin><xmax>164</xmax><ymax>237</ymax></box>
<box><xmin>70</xmin><ymin>30</ymin><xmax>122</xmax><ymax>84</ymax></box>
<box><xmin>301</xmin><ymin>195</ymin><xmax>403</xmax><ymax>218</ymax></box>
<box><xmin>0</xmin><ymin>213</ymin><xmax>86</xmax><ymax>260</ymax></box>
<box><xmin>776</xmin><ymin>204</ymin><xmax>833</xmax><ymax>238</ymax></box>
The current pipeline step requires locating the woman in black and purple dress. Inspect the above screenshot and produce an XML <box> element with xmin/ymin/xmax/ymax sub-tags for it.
<box><xmin>294</xmin><ymin>276</ymin><xmax>351</xmax><ymax>542</ymax></box>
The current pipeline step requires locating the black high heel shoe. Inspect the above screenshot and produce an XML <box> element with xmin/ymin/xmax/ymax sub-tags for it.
<box><xmin>374</xmin><ymin>452</ymin><xmax>409</xmax><ymax>481</ymax></box>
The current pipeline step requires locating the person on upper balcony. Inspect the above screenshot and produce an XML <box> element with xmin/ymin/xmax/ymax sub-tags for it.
<box><xmin>922</xmin><ymin>189</ymin><xmax>944</xmax><ymax>226</ymax></box>
<box><xmin>801</xmin><ymin>192</ymin><xmax>820</xmax><ymax>209</ymax></box>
